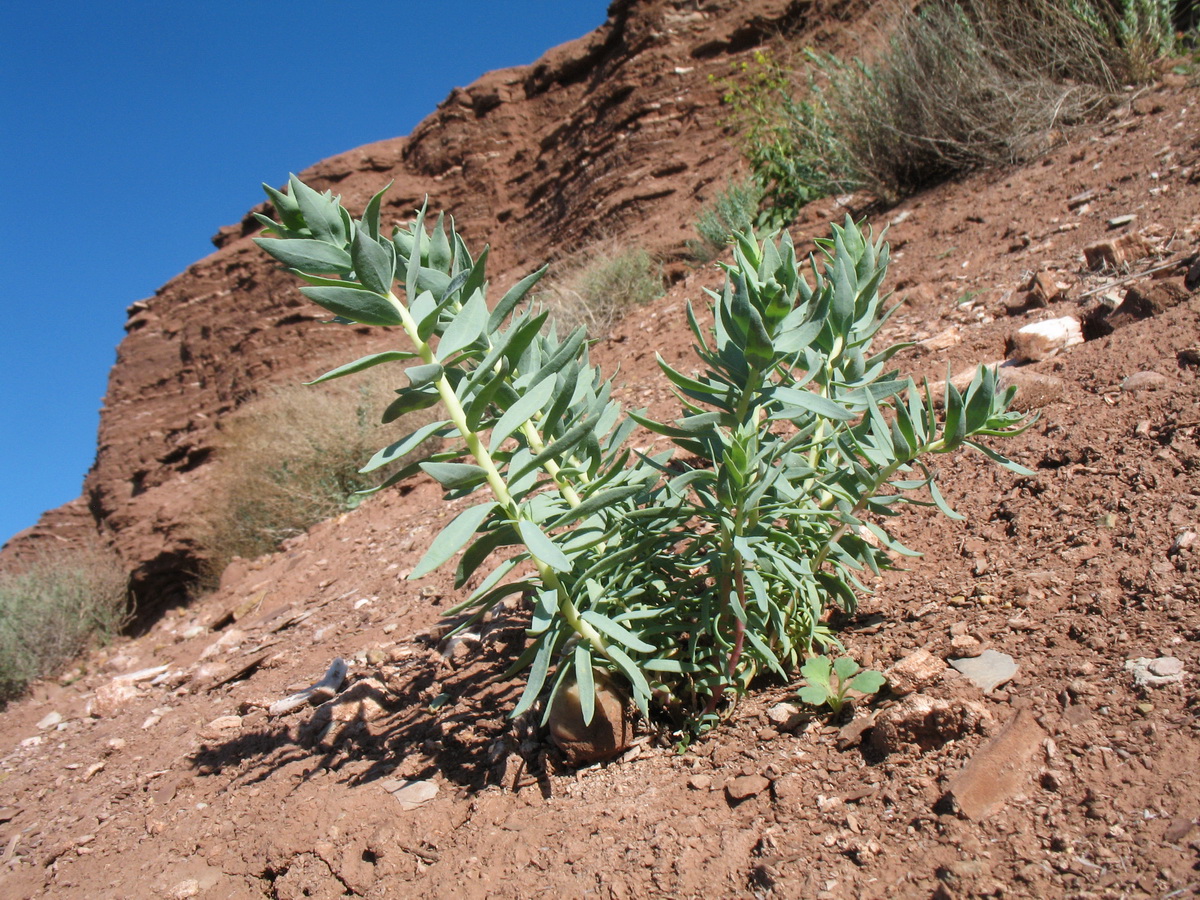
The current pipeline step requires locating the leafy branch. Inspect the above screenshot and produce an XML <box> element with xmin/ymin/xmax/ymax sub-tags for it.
<box><xmin>254</xmin><ymin>175</ymin><xmax>1033</xmax><ymax>735</ymax></box>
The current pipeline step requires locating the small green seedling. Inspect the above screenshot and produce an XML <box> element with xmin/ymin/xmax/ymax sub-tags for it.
<box><xmin>798</xmin><ymin>655</ymin><xmax>885</xmax><ymax>714</ymax></box>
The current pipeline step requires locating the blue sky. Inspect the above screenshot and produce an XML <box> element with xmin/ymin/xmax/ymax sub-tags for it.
<box><xmin>0</xmin><ymin>0</ymin><xmax>607</xmax><ymax>548</ymax></box>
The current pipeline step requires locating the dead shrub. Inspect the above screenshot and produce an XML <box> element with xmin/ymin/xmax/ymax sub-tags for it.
<box><xmin>0</xmin><ymin>545</ymin><xmax>129</xmax><ymax>703</ymax></box>
<box><xmin>811</xmin><ymin>0</ymin><xmax>1126</xmax><ymax>200</ymax></box>
<box><xmin>537</xmin><ymin>242</ymin><xmax>665</xmax><ymax>337</ymax></box>
<box><xmin>197</xmin><ymin>372</ymin><xmax>439</xmax><ymax>586</ymax></box>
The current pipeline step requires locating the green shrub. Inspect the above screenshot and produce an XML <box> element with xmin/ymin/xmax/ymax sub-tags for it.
<box><xmin>713</xmin><ymin>51</ymin><xmax>851</xmax><ymax>226</ymax></box>
<box><xmin>721</xmin><ymin>1</ymin><xmax>1189</xmax><ymax>210</ymax></box>
<box><xmin>536</xmin><ymin>243</ymin><xmax>664</xmax><ymax>337</ymax></box>
<box><xmin>688</xmin><ymin>177</ymin><xmax>765</xmax><ymax>262</ymax></box>
<box><xmin>254</xmin><ymin>176</ymin><xmax>1032</xmax><ymax>735</ymax></box>
<box><xmin>0</xmin><ymin>546</ymin><xmax>129</xmax><ymax>703</ymax></box>
<box><xmin>197</xmin><ymin>373</ymin><xmax>438</xmax><ymax>585</ymax></box>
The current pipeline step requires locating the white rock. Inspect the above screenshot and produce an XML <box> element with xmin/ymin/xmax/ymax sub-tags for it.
<box><xmin>204</xmin><ymin>715</ymin><xmax>243</xmax><ymax>735</ymax></box>
<box><xmin>766</xmin><ymin>702</ymin><xmax>804</xmax><ymax>731</ymax></box>
<box><xmin>1009</xmin><ymin>317</ymin><xmax>1083</xmax><ymax>362</ymax></box>
<box><xmin>37</xmin><ymin>711</ymin><xmax>63</xmax><ymax>730</ymax></box>
<box><xmin>87</xmin><ymin>679</ymin><xmax>140</xmax><ymax>718</ymax></box>
<box><xmin>1126</xmin><ymin>656</ymin><xmax>1186</xmax><ymax>688</ymax></box>
<box><xmin>120</xmin><ymin>664</ymin><xmax>169</xmax><ymax>683</ymax></box>
<box><xmin>949</xmin><ymin>649</ymin><xmax>1018</xmax><ymax>692</ymax></box>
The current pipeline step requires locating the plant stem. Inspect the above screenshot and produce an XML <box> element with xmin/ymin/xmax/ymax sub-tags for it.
<box><xmin>386</xmin><ymin>291</ymin><xmax>614</xmax><ymax>665</ymax></box>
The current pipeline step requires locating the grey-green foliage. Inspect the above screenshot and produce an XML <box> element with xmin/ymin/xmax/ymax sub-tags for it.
<box><xmin>689</xmin><ymin>177</ymin><xmax>766</xmax><ymax>262</ymax></box>
<box><xmin>0</xmin><ymin>548</ymin><xmax>129</xmax><ymax>703</ymax></box>
<box><xmin>722</xmin><ymin>0</ymin><xmax>1188</xmax><ymax>211</ymax></box>
<box><xmin>255</xmin><ymin>175</ymin><xmax>1032</xmax><ymax>733</ymax></box>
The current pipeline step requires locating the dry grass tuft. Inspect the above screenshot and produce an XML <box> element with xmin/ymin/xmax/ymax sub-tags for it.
<box><xmin>537</xmin><ymin>242</ymin><xmax>665</xmax><ymax>337</ymax></box>
<box><xmin>0</xmin><ymin>544</ymin><xmax>129</xmax><ymax>703</ymax></box>
<box><xmin>196</xmin><ymin>372</ymin><xmax>439</xmax><ymax>586</ymax></box>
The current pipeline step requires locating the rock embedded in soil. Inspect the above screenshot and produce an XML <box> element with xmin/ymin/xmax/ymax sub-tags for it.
<box><xmin>885</xmin><ymin>649</ymin><xmax>947</xmax><ymax>696</ymax></box>
<box><xmin>1083</xmin><ymin>233</ymin><xmax>1153</xmax><ymax>270</ymax></box>
<box><xmin>547</xmin><ymin>668</ymin><xmax>632</xmax><ymax>766</ymax></box>
<box><xmin>725</xmin><ymin>774</ymin><xmax>770</xmax><ymax>802</ymax></box>
<box><xmin>766</xmin><ymin>701</ymin><xmax>804</xmax><ymax>731</ymax></box>
<box><xmin>836</xmin><ymin>712</ymin><xmax>877</xmax><ymax>750</ymax></box>
<box><xmin>380</xmin><ymin>778</ymin><xmax>438</xmax><ymax>811</ymax></box>
<box><xmin>1122</xmin><ymin>371</ymin><xmax>1170</xmax><ymax>392</ymax></box>
<box><xmin>949</xmin><ymin>649</ymin><xmax>1018</xmax><ymax>693</ymax></box>
<box><xmin>203</xmin><ymin>715</ymin><xmax>243</xmax><ymax>736</ymax></box>
<box><xmin>86</xmin><ymin>679</ymin><xmax>140</xmax><ymax>718</ymax></box>
<box><xmin>1008</xmin><ymin>316</ymin><xmax>1083</xmax><ymax>362</ymax></box>
<box><xmin>945</xmin><ymin>708</ymin><xmax>1046</xmax><ymax>820</ymax></box>
<box><xmin>36</xmin><ymin>711</ymin><xmax>62</xmax><ymax>730</ymax></box>
<box><xmin>870</xmin><ymin>695</ymin><xmax>991</xmax><ymax>754</ymax></box>
<box><xmin>1126</xmin><ymin>656</ymin><xmax>1186</xmax><ymax>688</ymax></box>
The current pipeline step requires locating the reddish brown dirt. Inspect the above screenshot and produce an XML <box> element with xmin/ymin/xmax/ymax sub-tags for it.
<box><xmin>3</xmin><ymin>1</ymin><xmax>1200</xmax><ymax>898</ymax></box>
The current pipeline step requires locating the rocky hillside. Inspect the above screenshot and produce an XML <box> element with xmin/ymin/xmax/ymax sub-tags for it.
<box><xmin>2</xmin><ymin>0</ymin><xmax>1200</xmax><ymax>897</ymax></box>
<box><xmin>5</xmin><ymin>0</ymin><xmax>877</xmax><ymax>606</ymax></box>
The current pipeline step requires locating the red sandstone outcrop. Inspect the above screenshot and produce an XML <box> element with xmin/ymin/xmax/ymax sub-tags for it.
<box><xmin>2</xmin><ymin>0</ymin><xmax>860</xmax><ymax>608</ymax></box>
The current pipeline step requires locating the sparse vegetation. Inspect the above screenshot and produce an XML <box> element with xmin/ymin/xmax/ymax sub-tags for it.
<box><xmin>688</xmin><ymin>176</ymin><xmax>765</xmax><ymax>262</ymax></box>
<box><xmin>537</xmin><ymin>242</ymin><xmax>664</xmax><ymax>336</ymax></box>
<box><xmin>722</xmin><ymin>0</ymin><xmax>1195</xmax><ymax>211</ymax></box>
<box><xmin>711</xmin><ymin>50</ymin><xmax>850</xmax><ymax>227</ymax></box>
<box><xmin>197</xmin><ymin>374</ymin><xmax>439</xmax><ymax>586</ymax></box>
<box><xmin>0</xmin><ymin>546</ymin><xmax>129</xmax><ymax>704</ymax></box>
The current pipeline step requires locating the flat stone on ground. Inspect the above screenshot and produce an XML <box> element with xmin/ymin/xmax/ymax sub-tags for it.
<box><xmin>949</xmin><ymin>649</ymin><xmax>1018</xmax><ymax>693</ymax></box>
<box><xmin>946</xmin><ymin>708</ymin><xmax>1046</xmax><ymax>820</ymax></box>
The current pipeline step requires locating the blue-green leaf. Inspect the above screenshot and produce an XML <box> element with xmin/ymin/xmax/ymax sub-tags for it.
<box><xmin>405</xmin><ymin>363</ymin><xmax>444</xmax><ymax>387</ymax></box>
<box><xmin>490</xmin><ymin>266</ymin><xmax>548</xmax><ymax>331</ymax></box>
<box><xmin>513</xmin><ymin>633</ymin><xmax>556</xmax><ymax>717</ymax></box>
<box><xmin>289</xmin><ymin>175</ymin><xmax>345</xmax><ymax>244</ymax></box>
<box><xmin>517</xmin><ymin>520</ymin><xmax>572</xmax><ymax>571</ymax></box>
<box><xmin>926</xmin><ymin>477</ymin><xmax>964</xmax><ymax>521</ymax></box>
<box><xmin>361</xmin><ymin>419</ymin><xmax>448</xmax><ymax>473</ymax></box>
<box><xmin>351</xmin><ymin>230</ymin><xmax>396</xmax><ymax>295</ymax></box>
<box><xmin>770</xmin><ymin>386</ymin><xmax>855</xmax><ymax>422</ymax></box>
<box><xmin>410</xmin><ymin>501</ymin><xmax>498</xmax><ymax>578</ymax></box>
<box><xmin>489</xmin><ymin>374</ymin><xmax>556</xmax><ymax>452</ymax></box>
<box><xmin>420</xmin><ymin>461</ymin><xmax>488</xmax><ymax>491</ymax></box>
<box><xmin>581</xmin><ymin>611</ymin><xmax>656</xmax><ymax>653</ymax></box>
<box><xmin>437</xmin><ymin>289</ymin><xmax>488</xmax><ymax>361</ymax></box>
<box><xmin>573</xmin><ymin>646</ymin><xmax>595</xmax><ymax>725</ymax></box>
<box><xmin>360</xmin><ymin>180</ymin><xmax>392</xmax><ymax>240</ymax></box>
<box><xmin>255</xmin><ymin>238</ymin><xmax>353</xmax><ymax>275</ymax></box>
<box><xmin>305</xmin><ymin>350</ymin><xmax>415</xmax><ymax>385</ymax></box>
<box><xmin>299</xmin><ymin>286</ymin><xmax>402</xmax><ymax>327</ymax></box>
<box><xmin>381</xmin><ymin>386</ymin><xmax>440</xmax><ymax>422</ymax></box>
<box><xmin>964</xmin><ymin>440</ymin><xmax>1034</xmax><ymax>476</ymax></box>
<box><xmin>429</xmin><ymin>212</ymin><xmax>452</xmax><ymax>271</ymax></box>
<box><xmin>605</xmin><ymin>644</ymin><xmax>651</xmax><ymax>715</ymax></box>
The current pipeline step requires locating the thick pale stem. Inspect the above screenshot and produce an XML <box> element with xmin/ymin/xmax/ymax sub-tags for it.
<box><xmin>386</xmin><ymin>291</ymin><xmax>613</xmax><ymax>663</ymax></box>
<box><xmin>518</xmin><ymin>420</ymin><xmax>583</xmax><ymax>509</ymax></box>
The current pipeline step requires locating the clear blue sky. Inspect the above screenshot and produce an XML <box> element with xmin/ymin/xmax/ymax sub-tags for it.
<box><xmin>0</xmin><ymin>0</ymin><xmax>607</xmax><ymax>548</ymax></box>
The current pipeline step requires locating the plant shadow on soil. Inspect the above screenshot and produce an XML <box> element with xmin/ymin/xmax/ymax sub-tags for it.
<box><xmin>186</xmin><ymin>618</ymin><xmax>530</xmax><ymax>795</ymax></box>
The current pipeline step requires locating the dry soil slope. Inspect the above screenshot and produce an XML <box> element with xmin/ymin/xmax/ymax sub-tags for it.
<box><xmin>2</xmin><ymin>0</ymin><xmax>866</xmax><ymax>607</ymax></box>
